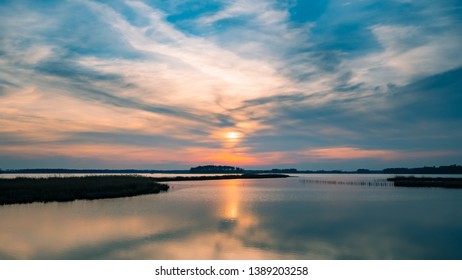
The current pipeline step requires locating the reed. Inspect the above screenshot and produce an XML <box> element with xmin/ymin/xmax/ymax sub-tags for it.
<box><xmin>387</xmin><ymin>176</ymin><xmax>462</xmax><ymax>188</ymax></box>
<box><xmin>0</xmin><ymin>175</ymin><xmax>169</xmax><ymax>205</ymax></box>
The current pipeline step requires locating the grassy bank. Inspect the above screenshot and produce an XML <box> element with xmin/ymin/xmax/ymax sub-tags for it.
<box><xmin>0</xmin><ymin>175</ymin><xmax>169</xmax><ymax>205</ymax></box>
<box><xmin>387</xmin><ymin>176</ymin><xmax>462</xmax><ymax>188</ymax></box>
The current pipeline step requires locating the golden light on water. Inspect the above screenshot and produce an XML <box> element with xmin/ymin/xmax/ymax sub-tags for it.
<box><xmin>220</xmin><ymin>180</ymin><xmax>241</xmax><ymax>221</ymax></box>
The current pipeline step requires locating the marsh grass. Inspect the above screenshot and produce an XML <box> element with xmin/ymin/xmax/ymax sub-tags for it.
<box><xmin>388</xmin><ymin>176</ymin><xmax>462</xmax><ymax>188</ymax></box>
<box><xmin>0</xmin><ymin>175</ymin><xmax>169</xmax><ymax>205</ymax></box>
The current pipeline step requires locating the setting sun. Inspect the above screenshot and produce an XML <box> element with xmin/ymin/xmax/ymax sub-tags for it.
<box><xmin>225</xmin><ymin>131</ymin><xmax>241</xmax><ymax>140</ymax></box>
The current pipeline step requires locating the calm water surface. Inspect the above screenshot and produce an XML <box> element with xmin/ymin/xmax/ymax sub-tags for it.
<box><xmin>1</xmin><ymin>174</ymin><xmax>462</xmax><ymax>259</ymax></box>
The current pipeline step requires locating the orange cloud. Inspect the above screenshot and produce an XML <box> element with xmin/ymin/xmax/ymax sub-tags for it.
<box><xmin>298</xmin><ymin>147</ymin><xmax>456</xmax><ymax>161</ymax></box>
<box><xmin>303</xmin><ymin>147</ymin><xmax>400</xmax><ymax>160</ymax></box>
<box><xmin>205</xmin><ymin>152</ymin><xmax>259</xmax><ymax>166</ymax></box>
<box><xmin>1</xmin><ymin>144</ymin><xmax>269</xmax><ymax>167</ymax></box>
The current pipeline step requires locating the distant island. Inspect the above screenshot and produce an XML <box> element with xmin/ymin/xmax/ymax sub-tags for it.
<box><xmin>1</xmin><ymin>164</ymin><xmax>462</xmax><ymax>174</ymax></box>
<box><xmin>190</xmin><ymin>165</ymin><xmax>244</xmax><ymax>173</ymax></box>
<box><xmin>382</xmin><ymin>165</ymin><xmax>462</xmax><ymax>174</ymax></box>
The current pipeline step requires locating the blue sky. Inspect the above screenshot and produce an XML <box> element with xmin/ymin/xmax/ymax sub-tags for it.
<box><xmin>1</xmin><ymin>0</ymin><xmax>461</xmax><ymax>170</ymax></box>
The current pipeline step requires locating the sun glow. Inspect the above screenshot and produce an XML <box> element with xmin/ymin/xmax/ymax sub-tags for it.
<box><xmin>225</xmin><ymin>131</ymin><xmax>241</xmax><ymax>141</ymax></box>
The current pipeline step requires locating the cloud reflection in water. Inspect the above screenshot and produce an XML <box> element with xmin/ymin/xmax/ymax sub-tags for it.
<box><xmin>1</xmin><ymin>176</ymin><xmax>462</xmax><ymax>259</ymax></box>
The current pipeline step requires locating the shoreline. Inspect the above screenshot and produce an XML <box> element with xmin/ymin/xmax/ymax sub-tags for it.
<box><xmin>0</xmin><ymin>174</ymin><xmax>290</xmax><ymax>205</ymax></box>
<box><xmin>153</xmin><ymin>173</ymin><xmax>290</xmax><ymax>182</ymax></box>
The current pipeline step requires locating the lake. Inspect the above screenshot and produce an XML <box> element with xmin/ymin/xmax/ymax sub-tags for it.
<box><xmin>1</xmin><ymin>174</ymin><xmax>462</xmax><ymax>259</ymax></box>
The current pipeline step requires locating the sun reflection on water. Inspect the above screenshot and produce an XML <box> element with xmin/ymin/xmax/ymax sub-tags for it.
<box><xmin>219</xmin><ymin>180</ymin><xmax>241</xmax><ymax>221</ymax></box>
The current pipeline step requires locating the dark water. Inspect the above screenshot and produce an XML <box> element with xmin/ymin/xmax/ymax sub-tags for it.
<box><xmin>1</xmin><ymin>174</ymin><xmax>462</xmax><ymax>259</ymax></box>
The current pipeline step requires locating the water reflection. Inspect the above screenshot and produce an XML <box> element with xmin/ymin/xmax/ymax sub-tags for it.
<box><xmin>220</xmin><ymin>179</ymin><xmax>240</xmax><ymax>221</ymax></box>
<box><xmin>1</xmin><ymin>176</ymin><xmax>462</xmax><ymax>259</ymax></box>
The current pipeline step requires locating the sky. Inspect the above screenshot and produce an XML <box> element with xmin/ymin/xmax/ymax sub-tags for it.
<box><xmin>1</xmin><ymin>0</ymin><xmax>462</xmax><ymax>170</ymax></box>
